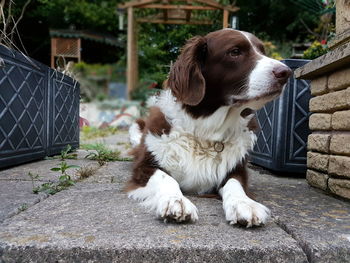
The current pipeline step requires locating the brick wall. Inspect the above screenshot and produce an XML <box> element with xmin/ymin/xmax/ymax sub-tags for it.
<box><xmin>307</xmin><ymin>67</ymin><xmax>350</xmax><ymax>199</ymax></box>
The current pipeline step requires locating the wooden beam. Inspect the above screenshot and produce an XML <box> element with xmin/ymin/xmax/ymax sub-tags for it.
<box><xmin>138</xmin><ymin>4</ymin><xmax>217</xmax><ymax>10</ymax></box>
<box><xmin>119</xmin><ymin>0</ymin><xmax>239</xmax><ymax>12</ymax></box>
<box><xmin>163</xmin><ymin>9</ymin><xmax>168</xmax><ymax>20</ymax></box>
<box><xmin>127</xmin><ymin>7</ymin><xmax>138</xmax><ymax>98</ymax></box>
<box><xmin>185</xmin><ymin>10</ymin><xmax>191</xmax><ymax>22</ymax></box>
<box><xmin>51</xmin><ymin>38</ymin><xmax>55</xmax><ymax>68</ymax></box>
<box><xmin>194</xmin><ymin>0</ymin><xmax>239</xmax><ymax>12</ymax></box>
<box><xmin>118</xmin><ymin>0</ymin><xmax>155</xmax><ymax>8</ymax></box>
<box><xmin>223</xmin><ymin>9</ymin><xmax>229</xmax><ymax>28</ymax></box>
<box><xmin>137</xmin><ymin>18</ymin><xmax>213</xmax><ymax>25</ymax></box>
<box><xmin>77</xmin><ymin>38</ymin><xmax>82</xmax><ymax>63</ymax></box>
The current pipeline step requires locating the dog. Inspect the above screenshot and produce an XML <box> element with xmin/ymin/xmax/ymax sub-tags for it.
<box><xmin>126</xmin><ymin>29</ymin><xmax>292</xmax><ymax>227</ymax></box>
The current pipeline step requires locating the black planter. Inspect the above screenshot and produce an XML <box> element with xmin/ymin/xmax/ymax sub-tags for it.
<box><xmin>0</xmin><ymin>45</ymin><xmax>80</xmax><ymax>169</ymax></box>
<box><xmin>250</xmin><ymin>59</ymin><xmax>311</xmax><ymax>174</ymax></box>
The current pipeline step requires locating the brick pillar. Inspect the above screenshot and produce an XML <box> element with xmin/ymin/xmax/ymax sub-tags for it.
<box><xmin>295</xmin><ymin>0</ymin><xmax>350</xmax><ymax>200</ymax></box>
<box><xmin>306</xmin><ymin>70</ymin><xmax>350</xmax><ymax>199</ymax></box>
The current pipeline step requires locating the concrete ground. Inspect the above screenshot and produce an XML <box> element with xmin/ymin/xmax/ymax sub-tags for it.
<box><xmin>1</xmin><ymin>133</ymin><xmax>350</xmax><ymax>263</ymax></box>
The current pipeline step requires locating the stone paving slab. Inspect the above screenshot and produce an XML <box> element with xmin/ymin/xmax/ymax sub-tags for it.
<box><xmin>250</xmin><ymin>167</ymin><xmax>350</xmax><ymax>263</ymax></box>
<box><xmin>1</xmin><ymin>134</ymin><xmax>350</xmax><ymax>263</ymax></box>
<box><xmin>82</xmin><ymin>161</ymin><xmax>132</xmax><ymax>186</ymax></box>
<box><xmin>0</xmin><ymin>181</ymin><xmax>47</xmax><ymax>223</ymax></box>
<box><xmin>0</xmin><ymin>151</ymin><xmax>99</xmax><ymax>182</ymax></box>
<box><xmin>0</xmin><ymin>150</ymin><xmax>100</xmax><ymax>226</ymax></box>
<box><xmin>0</xmin><ymin>184</ymin><xmax>307</xmax><ymax>263</ymax></box>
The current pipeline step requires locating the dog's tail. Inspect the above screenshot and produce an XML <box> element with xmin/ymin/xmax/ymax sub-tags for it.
<box><xmin>129</xmin><ymin>119</ymin><xmax>145</xmax><ymax>147</ymax></box>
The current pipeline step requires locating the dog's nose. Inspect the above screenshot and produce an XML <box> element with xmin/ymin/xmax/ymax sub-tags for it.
<box><xmin>273</xmin><ymin>66</ymin><xmax>292</xmax><ymax>83</ymax></box>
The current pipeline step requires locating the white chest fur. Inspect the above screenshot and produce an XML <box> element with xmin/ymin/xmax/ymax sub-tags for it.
<box><xmin>145</xmin><ymin>127</ymin><xmax>256</xmax><ymax>194</ymax></box>
<box><xmin>145</xmin><ymin>90</ymin><xmax>257</xmax><ymax>194</ymax></box>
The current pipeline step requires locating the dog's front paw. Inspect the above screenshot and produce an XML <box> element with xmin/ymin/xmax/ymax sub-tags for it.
<box><xmin>224</xmin><ymin>198</ymin><xmax>270</xmax><ymax>227</ymax></box>
<box><xmin>157</xmin><ymin>196</ymin><xmax>198</xmax><ymax>223</ymax></box>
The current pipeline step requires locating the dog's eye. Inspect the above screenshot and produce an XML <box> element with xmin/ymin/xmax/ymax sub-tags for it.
<box><xmin>229</xmin><ymin>48</ymin><xmax>241</xmax><ymax>57</ymax></box>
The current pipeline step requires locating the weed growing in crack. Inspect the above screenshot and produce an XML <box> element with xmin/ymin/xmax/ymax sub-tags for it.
<box><xmin>18</xmin><ymin>203</ymin><xmax>28</xmax><ymax>212</ymax></box>
<box><xmin>76</xmin><ymin>165</ymin><xmax>98</xmax><ymax>180</ymax></box>
<box><xmin>43</xmin><ymin>145</ymin><xmax>77</xmax><ymax>160</ymax></box>
<box><xmin>29</xmin><ymin>162</ymin><xmax>80</xmax><ymax>195</ymax></box>
<box><xmin>28</xmin><ymin>172</ymin><xmax>40</xmax><ymax>191</ymax></box>
<box><xmin>83</xmin><ymin>143</ymin><xmax>132</xmax><ymax>165</ymax></box>
<box><xmin>50</xmin><ymin>161</ymin><xmax>79</xmax><ymax>187</ymax></box>
<box><xmin>59</xmin><ymin>144</ymin><xmax>77</xmax><ymax>160</ymax></box>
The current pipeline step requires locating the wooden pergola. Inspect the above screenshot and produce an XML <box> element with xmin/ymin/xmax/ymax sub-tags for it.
<box><xmin>118</xmin><ymin>0</ymin><xmax>239</xmax><ymax>97</ymax></box>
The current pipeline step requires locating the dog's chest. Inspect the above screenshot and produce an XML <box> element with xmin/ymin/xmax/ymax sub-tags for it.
<box><xmin>145</xmin><ymin>129</ymin><xmax>256</xmax><ymax>194</ymax></box>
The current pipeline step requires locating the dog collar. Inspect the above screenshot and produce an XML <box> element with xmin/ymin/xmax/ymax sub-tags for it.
<box><xmin>213</xmin><ymin>141</ymin><xmax>225</xmax><ymax>152</ymax></box>
<box><xmin>181</xmin><ymin>133</ymin><xmax>226</xmax><ymax>154</ymax></box>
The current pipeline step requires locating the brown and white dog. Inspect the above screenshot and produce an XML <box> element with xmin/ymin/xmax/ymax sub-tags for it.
<box><xmin>126</xmin><ymin>29</ymin><xmax>291</xmax><ymax>227</ymax></box>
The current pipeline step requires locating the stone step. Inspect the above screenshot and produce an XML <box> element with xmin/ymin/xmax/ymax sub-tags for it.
<box><xmin>0</xmin><ymin>186</ymin><xmax>306</xmax><ymax>263</ymax></box>
<box><xmin>1</xmin><ymin>161</ymin><xmax>350</xmax><ymax>262</ymax></box>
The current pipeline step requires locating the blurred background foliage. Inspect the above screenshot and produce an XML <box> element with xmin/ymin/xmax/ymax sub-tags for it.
<box><xmin>3</xmin><ymin>0</ymin><xmax>335</xmax><ymax>102</ymax></box>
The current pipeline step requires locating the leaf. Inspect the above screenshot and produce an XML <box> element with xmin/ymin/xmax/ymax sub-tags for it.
<box><xmin>65</xmin><ymin>144</ymin><xmax>72</xmax><ymax>152</ymax></box>
<box><xmin>66</xmin><ymin>153</ymin><xmax>78</xmax><ymax>160</ymax></box>
<box><xmin>59</xmin><ymin>175</ymin><xmax>69</xmax><ymax>181</ymax></box>
<box><xmin>50</xmin><ymin>167</ymin><xmax>61</xmax><ymax>171</ymax></box>
<box><xmin>85</xmin><ymin>152</ymin><xmax>96</xmax><ymax>158</ymax></box>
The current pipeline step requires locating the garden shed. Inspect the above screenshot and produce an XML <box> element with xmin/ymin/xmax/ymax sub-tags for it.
<box><xmin>50</xmin><ymin>29</ymin><xmax>122</xmax><ymax>68</ymax></box>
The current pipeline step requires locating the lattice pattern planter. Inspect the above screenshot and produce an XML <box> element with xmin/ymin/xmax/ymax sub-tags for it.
<box><xmin>0</xmin><ymin>45</ymin><xmax>80</xmax><ymax>169</ymax></box>
<box><xmin>250</xmin><ymin>59</ymin><xmax>311</xmax><ymax>174</ymax></box>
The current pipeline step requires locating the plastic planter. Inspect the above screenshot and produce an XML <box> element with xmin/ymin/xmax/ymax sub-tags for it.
<box><xmin>250</xmin><ymin>59</ymin><xmax>311</xmax><ymax>174</ymax></box>
<box><xmin>0</xmin><ymin>45</ymin><xmax>80</xmax><ymax>169</ymax></box>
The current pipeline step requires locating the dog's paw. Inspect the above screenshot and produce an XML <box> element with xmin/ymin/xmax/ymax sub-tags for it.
<box><xmin>157</xmin><ymin>196</ymin><xmax>198</xmax><ymax>223</ymax></box>
<box><xmin>224</xmin><ymin>198</ymin><xmax>270</xmax><ymax>227</ymax></box>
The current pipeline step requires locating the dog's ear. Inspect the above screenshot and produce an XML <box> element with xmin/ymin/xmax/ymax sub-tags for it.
<box><xmin>168</xmin><ymin>36</ymin><xmax>207</xmax><ymax>106</ymax></box>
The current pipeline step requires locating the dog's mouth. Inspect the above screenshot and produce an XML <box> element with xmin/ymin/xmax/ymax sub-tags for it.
<box><xmin>240</xmin><ymin>108</ymin><xmax>254</xmax><ymax>117</ymax></box>
<box><xmin>229</xmin><ymin>82</ymin><xmax>285</xmax><ymax>108</ymax></box>
<box><xmin>230</xmin><ymin>89</ymin><xmax>282</xmax><ymax>105</ymax></box>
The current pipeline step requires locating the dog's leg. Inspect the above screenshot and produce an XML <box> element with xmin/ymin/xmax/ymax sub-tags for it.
<box><xmin>128</xmin><ymin>169</ymin><xmax>198</xmax><ymax>223</ymax></box>
<box><xmin>219</xmin><ymin>178</ymin><xmax>270</xmax><ymax>227</ymax></box>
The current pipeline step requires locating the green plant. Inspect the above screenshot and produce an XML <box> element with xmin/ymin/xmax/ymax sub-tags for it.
<box><xmin>18</xmin><ymin>203</ymin><xmax>28</xmax><ymax>212</ymax></box>
<box><xmin>84</xmin><ymin>143</ymin><xmax>131</xmax><ymax>165</ymax></box>
<box><xmin>31</xmin><ymin>162</ymin><xmax>80</xmax><ymax>195</ymax></box>
<box><xmin>303</xmin><ymin>41</ymin><xmax>328</xmax><ymax>59</ymax></box>
<box><xmin>80</xmin><ymin>126</ymin><xmax>118</xmax><ymax>141</ymax></box>
<box><xmin>50</xmin><ymin>161</ymin><xmax>80</xmax><ymax>186</ymax></box>
<box><xmin>32</xmin><ymin>182</ymin><xmax>60</xmax><ymax>195</ymax></box>
<box><xmin>96</xmin><ymin>92</ymin><xmax>107</xmax><ymax>102</ymax></box>
<box><xmin>60</xmin><ymin>144</ymin><xmax>77</xmax><ymax>160</ymax></box>
<box><xmin>28</xmin><ymin>172</ymin><xmax>40</xmax><ymax>191</ymax></box>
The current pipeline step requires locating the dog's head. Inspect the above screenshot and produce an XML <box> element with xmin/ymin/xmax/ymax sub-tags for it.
<box><xmin>168</xmin><ymin>29</ymin><xmax>292</xmax><ymax>117</ymax></box>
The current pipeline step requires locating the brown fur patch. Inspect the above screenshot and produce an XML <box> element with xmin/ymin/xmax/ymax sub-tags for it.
<box><xmin>173</xmin><ymin>30</ymin><xmax>261</xmax><ymax>118</ymax></box>
<box><xmin>125</xmin><ymin>107</ymin><xmax>171</xmax><ymax>192</ymax></box>
<box><xmin>168</xmin><ymin>36</ymin><xmax>207</xmax><ymax>106</ymax></box>
<box><xmin>125</xmin><ymin>143</ymin><xmax>158</xmax><ymax>192</ymax></box>
<box><xmin>220</xmin><ymin>161</ymin><xmax>248</xmax><ymax>191</ymax></box>
<box><xmin>146</xmin><ymin>107</ymin><xmax>171</xmax><ymax>136</ymax></box>
<box><xmin>247</xmin><ymin>115</ymin><xmax>259</xmax><ymax>132</ymax></box>
<box><xmin>219</xmin><ymin>158</ymin><xmax>255</xmax><ymax>199</ymax></box>
<box><xmin>135</xmin><ymin>118</ymin><xmax>146</xmax><ymax>132</ymax></box>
